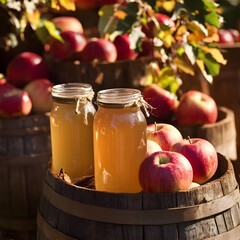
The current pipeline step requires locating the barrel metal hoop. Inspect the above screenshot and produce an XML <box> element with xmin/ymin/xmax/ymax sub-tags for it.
<box><xmin>41</xmin><ymin>181</ymin><xmax>240</xmax><ymax>226</ymax></box>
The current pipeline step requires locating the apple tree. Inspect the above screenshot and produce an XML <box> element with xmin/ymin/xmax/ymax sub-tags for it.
<box><xmin>98</xmin><ymin>0</ymin><xmax>227</xmax><ymax>94</ymax></box>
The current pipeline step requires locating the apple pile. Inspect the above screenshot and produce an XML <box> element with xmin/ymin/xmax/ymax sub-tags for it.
<box><xmin>0</xmin><ymin>51</ymin><xmax>53</xmax><ymax>118</ymax></box>
<box><xmin>139</xmin><ymin>123</ymin><xmax>218</xmax><ymax>192</ymax></box>
<box><xmin>218</xmin><ymin>28</ymin><xmax>240</xmax><ymax>45</ymax></box>
<box><xmin>46</xmin><ymin>13</ymin><xmax>171</xmax><ymax>63</ymax></box>
<box><xmin>143</xmin><ymin>84</ymin><xmax>218</xmax><ymax>126</ymax></box>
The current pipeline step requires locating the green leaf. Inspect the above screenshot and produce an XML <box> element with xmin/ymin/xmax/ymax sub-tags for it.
<box><xmin>204</xmin><ymin>12</ymin><xmax>221</xmax><ymax>28</ymax></box>
<box><xmin>35</xmin><ymin>20</ymin><xmax>62</xmax><ymax>45</ymax></box>
<box><xmin>98</xmin><ymin>5</ymin><xmax>118</xmax><ymax>36</ymax></box>
<box><xmin>203</xmin><ymin>53</ymin><xmax>220</xmax><ymax>76</ymax></box>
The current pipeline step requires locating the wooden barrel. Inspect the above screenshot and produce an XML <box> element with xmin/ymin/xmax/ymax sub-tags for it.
<box><xmin>175</xmin><ymin>106</ymin><xmax>237</xmax><ymax>161</ymax></box>
<box><xmin>0</xmin><ymin>113</ymin><xmax>51</xmax><ymax>240</ymax></box>
<box><xmin>48</xmin><ymin>57</ymin><xmax>154</xmax><ymax>93</ymax></box>
<box><xmin>37</xmin><ymin>153</ymin><xmax>240</xmax><ymax>240</ymax></box>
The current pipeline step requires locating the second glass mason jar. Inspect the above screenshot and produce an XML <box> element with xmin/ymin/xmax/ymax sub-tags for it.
<box><xmin>50</xmin><ymin>83</ymin><xmax>96</xmax><ymax>180</ymax></box>
<box><xmin>93</xmin><ymin>88</ymin><xmax>147</xmax><ymax>193</ymax></box>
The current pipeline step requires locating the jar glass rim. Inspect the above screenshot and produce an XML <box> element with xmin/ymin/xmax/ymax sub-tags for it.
<box><xmin>97</xmin><ymin>88</ymin><xmax>142</xmax><ymax>105</ymax></box>
<box><xmin>52</xmin><ymin>83</ymin><xmax>93</xmax><ymax>98</ymax></box>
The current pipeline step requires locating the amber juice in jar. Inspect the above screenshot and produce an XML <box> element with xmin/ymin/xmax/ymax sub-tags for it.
<box><xmin>50</xmin><ymin>83</ymin><xmax>96</xmax><ymax>180</ymax></box>
<box><xmin>93</xmin><ymin>88</ymin><xmax>147</xmax><ymax>193</ymax></box>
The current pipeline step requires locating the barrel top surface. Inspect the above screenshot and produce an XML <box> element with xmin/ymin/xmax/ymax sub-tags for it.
<box><xmin>45</xmin><ymin>153</ymin><xmax>237</xmax><ymax>206</ymax></box>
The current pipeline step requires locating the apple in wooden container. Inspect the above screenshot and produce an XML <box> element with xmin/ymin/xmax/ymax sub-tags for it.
<box><xmin>79</xmin><ymin>37</ymin><xmax>117</xmax><ymax>63</ymax></box>
<box><xmin>143</xmin><ymin>84</ymin><xmax>179</xmax><ymax>122</ymax></box>
<box><xmin>0</xmin><ymin>87</ymin><xmax>32</xmax><ymax>118</ymax></box>
<box><xmin>147</xmin><ymin>123</ymin><xmax>183</xmax><ymax>151</ymax></box>
<box><xmin>49</xmin><ymin>31</ymin><xmax>87</xmax><ymax>61</ymax></box>
<box><xmin>24</xmin><ymin>78</ymin><xmax>53</xmax><ymax>114</ymax></box>
<box><xmin>146</xmin><ymin>139</ymin><xmax>162</xmax><ymax>157</ymax></box>
<box><xmin>175</xmin><ymin>90</ymin><xmax>218</xmax><ymax>126</ymax></box>
<box><xmin>52</xmin><ymin>16</ymin><xmax>84</xmax><ymax>34</ymax></box>
<box><xmin>113</xmin><ymin>34</ymin><xmax>138</xmax><ymax>60</ymax></box>
<box><xmin>139</xmin><ymin>150</ymin><xmax>193</xmax><ymax>192</ymax></box>
<box><xmin>6</xmin><ymin>52</ymin><xmax>49</xmax><ymax>88</ymax></box>
<box><xmin>171</xmin><ymin>137</ymin><xmax>218</xmax><ymax>184</ymax></box>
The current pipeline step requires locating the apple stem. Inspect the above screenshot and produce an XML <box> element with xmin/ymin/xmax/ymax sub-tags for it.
<box><xmin>188</xmin><ymin>136</ymin><xmax>192</xmax><ymax>144</ymax></box>
<box><xmin>154</xmin><ymin>122</ymin><xmax>157</xmax><ymax>131</ymax></box>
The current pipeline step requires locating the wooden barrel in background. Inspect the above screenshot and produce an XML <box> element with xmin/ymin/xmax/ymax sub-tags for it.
<box><xmin>0</xmin><ymin>113</ymin><xmax>51</xmax><ymax>240</ymax></box>
<box><xmin>37</xmin><ymin>153</ymin><xmax>240</xmax><ymax>240</ymax></box>
<box><xmin>175</xmin><ymin>106</ymin><xmax>237</xmax><ymax>161</ymax></box>
<box><xmin>208</xmin><ymin>44</ymin><xmax>240</xmax><ymax>184</ymax></box>
<box><xmin>48</xmin><ymin>57</ymin><xmax>153</xmax><ymax>93</ymax></box>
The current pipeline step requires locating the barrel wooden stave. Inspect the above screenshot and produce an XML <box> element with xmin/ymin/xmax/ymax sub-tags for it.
<box><xmin>175</xmin><ymin>106</ymin><xmax>237</xmax><ymax>160</ymax></box>
<box><xmin>37</xmin><ymin>153</ymin><xmax>240</xmax><ymax>240</ymax></box>
<box><xmin>0</xmin><ymin>114</ymin><xmax>51</xmax><ymax>240</ymax></box>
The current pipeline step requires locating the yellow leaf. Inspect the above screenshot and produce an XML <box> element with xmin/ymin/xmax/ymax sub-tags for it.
<box><xmin>200</xmin><ymin>45</ymin><xmax>227</xmax><ymax>65</ymax></box>
<box><xmin>59</xmin><ymin>0</ymin><xmax>76</xmax><ymax>11</ymax></box>
<box><xmin>114</xmin><ymin>10</ymin><xmax>127</xmax><ymax>20</ymax></box>
<box><xmin>196</xmin><ymin>59</ymin><xmax>213</xmax><ymax>83</ymax></box>
<box><xmin>173</xmin><ymin>57</ymin><xmax>195</xmax><ymax>76</ymax></box>
<box><xmin>26</xmin><ymin>10</ymin><xmax>40</xmax><ymax>27</ymax></box>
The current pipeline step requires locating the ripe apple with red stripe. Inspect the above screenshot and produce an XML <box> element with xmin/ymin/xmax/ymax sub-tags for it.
<box><xmin>139</xmin><ymin>150</ymin><xmax>193</xmax><ymax>192</ymax></box>
<box><xmin>171</xmin><ymin>137</ymin><xmax>218</xmax><ymax>184</ymax></box>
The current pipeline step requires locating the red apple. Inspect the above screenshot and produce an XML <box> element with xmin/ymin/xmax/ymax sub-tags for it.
<box><xmin>0</xmin><ymin>88</ymin><xmax>32</xmax><ymax>118</ymax></box>
<box><xmin>147</xmin><ymin>123</ymin><xmax>183</xmax><ymax>151</ymax></box>
<box><xmin>24</xmin><ymin>78</ymin><xmax>53</xmax><ymax>114</ymax></box>
<box><xmin>6</xmin><ymin>52</ymin><xmax>49</xmax><ymax>88</ymax></box>
<box><xmin>75</xmin><ymin>0</ymin><xmax>99</xmax><ymax>10</ymax></box>
<box><xmin>113</xmin><ymin>34</ymin><xmax>138</xmax><ymax>60</ymax></box>
<box><xmin>176</xmin><ymin>90</ymin><xmax>218</xmax><ymax>126</ymax></box>
<box><xmin>0</xmin><ymin>77</ymin><xmax>15</xmax><ymax>94</ymax></box>
<box><xmin>79</xmin><ymin>38</ymin><xmax>117</xmax><ymax>63</ymax></box>
<box><xmin>52</xmin><ymin>16</ymin><xmax>83</xmax><ymax>34</ymax></box>
<box><xmin>228</xmin><ymin>29</ymin><xmax>240</xmax><ymax>42</ymax></box>
<box><xmin>139</xmin><ymin>151</ymin><xmax>193</xmax><ymax>192</ymax></box>
<box><xmin>49</xmin><ymin>31</ymin><xmax>87</xmax><ymax>61</ymax></box>
<box><xmin>138</xmin><ymin>38</ymin><xmax>155</xmax><ymax>58</ymax></box>
<box><xmin>142</xmin><ymin>13</ymin><xmax>175</xmax><ymax>38</ymax></box>
<box><xmin>218</xmin><ymin>29</ymin><xmax>235</xmax><ymax>44</ymax></box>
<box><xmin>170</xmin><ymin>137</ymin><xmax>218</xmax><ymax>184</ymax></box>
<box><xmin>146</xmin><ymin>139</ymin><xmax>162</xmax><ymax>157</ymax></box>
<box><xmin>143</xmin><ymin>84</ymin><xmax>179</xmax><ymax>122</ymax></box>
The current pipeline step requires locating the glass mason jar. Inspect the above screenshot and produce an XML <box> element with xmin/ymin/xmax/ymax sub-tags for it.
<box><xmin>50</xmin><ymin>83</ymin><xmax>96</xmax><ymax>180</ymax></box>
<box><xmin>93</xmin><ymin>88</ymin><xmax>147</xmax><ymax>193</ymax></box>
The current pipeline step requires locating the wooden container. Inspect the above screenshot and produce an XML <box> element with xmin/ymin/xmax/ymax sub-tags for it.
<box><xmin>0</xmin><ymin>113</ymin><xmax>51</xmax><ymax>240</ymax></box>
<box><xmin>37</xmin><ymin>153</ymin><xmax>240</xmax><ymax>240</ymax></box>
<box><xmin>175</xmin><ymin>106</ymin><xmax>237</xmax><ymax>161</ymax></box>
<box><xmin>48</xmin><ymin>57</ymin><xmax>154</xmax><ymax>93</ymax></box>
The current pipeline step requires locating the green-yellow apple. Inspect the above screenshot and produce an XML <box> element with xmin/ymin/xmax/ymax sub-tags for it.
<box><xmin>79</xmin><ymin>38</ymin><xmax>117</xmax><ymax>63</ymax></box>
<box><xmin>6</xmin><ymin>52</ymin><xmax>49</xmax><ymax>88</ymax></box>
<box><xmin>146</xmin><ymin>139</ymin><xmax>162</xmax><ymax>157</ymax></box>
<box><xmin>188</xmin><ymin>182</ymin><xmax>200</xmax><ymax>189</ymax></box>
<box><xmin>24</xmin><ymin>78</ymin><xmax>53</xmax><ymax>114</ymax></box>
<box><xmin>52</xmin><ymin>16</ymin><xmax>83</xmax><ymax>34</ymax></box>
<box><xmin>49</xmin><ymin>31</ymin><xmax>87</xmax><ymax>61</ymax></box>
<box><xmin>170</xmin><ymin>137</ymin><xmax>218</xmax><ymax>184</ymax></box>
<box><xmin>143</xmin><ymin>84</ymin><xmax>179</xmax><ymax>122</ymax></box>
<box><xmin>139</xmin><ymin>150</ymin><xmax>193</xmax><ymax>192</ymax></box>
<box><xmin>147</xmin><ymin>123</ymin><xmax>183</xmax><ymax>151</ymax></box>
<box><xmin>176</xmin><ymin>90</ymin><xmax>218</xmax><ymax>126</ymax></box>
<box><xmin>0</xmin><ymin>88</ymin><xmax>32</xmax><ymax>118</ymax></box>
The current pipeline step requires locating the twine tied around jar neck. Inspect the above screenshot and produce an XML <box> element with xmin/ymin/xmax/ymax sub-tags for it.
<box><xmin>75</xmin><ymin>90</ymin><xmax>94</xmax><ymax>125</ymax></box>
